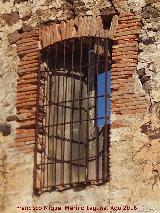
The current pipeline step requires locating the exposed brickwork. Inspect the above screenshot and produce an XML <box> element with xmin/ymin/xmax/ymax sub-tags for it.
<box><xmin>40</xmin><ymin>16</ymin><xmax>119</xmax><ymax>48</ymax></box>
<box><xmin>14</xmin><ymin>16</ymin><xmax>119</xmax><ymax>155</ymax></box>
<box><xmin>14</xmin><ymin>12</ymin><xmax>149</xmax><ymax>192</ymax></box>
<box><xmin>14</xmin><ymin>13</ymin><xmax>149</xmax><ymax>152</ymax></box>
<box><xmin>13</xmin><ymin>30</ymin><xmax>39</xmax><ymax>154</ymax></box>
<box><xmin>110</xmin><ymin>13</ymin><xmax>148</xmax><ymax>127</ymax></box>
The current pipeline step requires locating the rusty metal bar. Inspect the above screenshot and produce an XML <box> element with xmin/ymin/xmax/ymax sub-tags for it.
<box><xmin>33</xmin><ymin>49</ymin><xmax>41</xmax><ymax>194</ymax></box>
<box><xmin>51</xmin><ymin>73</ymin><xmax>55</xmax><ymax>187</ymax></box>
<box><xmin>95</xmin><ymin>37</ymin><xmax>100</xmax><ymax>181</ymax></box>
<box><xmin>77</xmin><ymin>38</ymin><xmax>83</xmax><ymax>182</ymax></box>
<box><xmin>54</xmin><ymin>44</ymin><xmax>59</xmax><ymax>186</ymax></box>
<box><xmin>36</xmin><ymin>178</ymin><xmax>105</xmax><ymax>190</ymax></box>
<box><xmin>61</xmin><ymin>69</ymin><xmax>64</xmax><ymax>185</ymax></box>
<box><xmin>44</xmin><ymin>116</ymin><xmax>109</xmax><ymax>128</ymax></box>
<box><xmin>46</xmin><ymin>48</ymin><xmax>50</xmax><ymax>189</ymax></box>
<box><xmin>69</xmin><ymin>39</ymin><xmax>75</xmax><ymax>183</ymax></box>
<box><xmin>52</xmin><ymin>43</ymin><xmax>58</xmax><ymax>187</ymax></box>
<box><xmin>41</xmin><ymin>60</ymin><xmax>105</xmax><ymax>73</ymax></box>
<box><xmin>42</xmin><ymin>94</ymin><xmax>109</xmax><ymax>107</ymax></box>
<box><xmin>102</xmin><ymin>38</ymin><xmax>108</xmax><ymax>182</ymax></box>
<box><xmin>40</xmin><ymin>153</ymin><xmax>104</xmax><ymax>165</ymax></box>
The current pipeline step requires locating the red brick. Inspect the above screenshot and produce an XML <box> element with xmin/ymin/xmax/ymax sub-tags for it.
<box><xmin>17</xmin><ymin>47</ymin><xmax>39</xmax><ymax>57</ymax></box>
<box><xmin>117</xmin><ymin>22</ymin><xmax>141</xmax><ymax>29</ymax></box>
<box><xmin>17</xmin><ymin>67</ymin><xmax>38</xmax><ymax>76</ymax></box>
<box><xmin>16</xmin><ymin>96</ymin><xmax>36</xmax><ymax>104</ymax></box>
<box><xmin>17</xmin><ymin>40</ymin><xmax>38</xmax><ymax>50</ymax></box>
<box><xmin>16</xmin><ymin>128</ymin><xmax>35</xmax><ymax>136</ymax></box>
<box><xmin>17</xmin><ymin>108</ymin><xmax>36</xmax><ymax>115</ymax></box>
<box><xmin>112</xmin><ymin>63</ymin><xmax>137</xmax><ymax>68</ymax></box>
<box><xmin>9</xmin><ymin>141</ymin><xmax>35</xmax><ymax>148</ymax></box>
<box><xmin>16</xmin><ymin>136</ymin><xmax>35</xmax><ymax>143</ymax></box>
<box><xmin>18</xmin><ymin>119</ymin><xmax>35</xmax><ymax>128</ymax></box>
<box><xmin>17</xmin><ymin>99</ymin><xmax>37</xmax><ymax>108</ymax></box>
<box><xmin>111</xmin><ymin>121</ymin><xmax>128</xmax><ymax>128</ymax></box>
<box><xmin>17</xmin><ymin>93</ymin><xmax>37</xmax><ymax>101</ymax></box>
<box><xmin>114</xmin><ymin>34</ymin><xmax>138</xmax><ymax>40</ymax></box>
<box><xmin>17</xmin><ymin>77</ymin><xmax>37</xmax><ymax>84</ymax></box>
<box><xmin>17</xmin><ymin>79</ymin><xmax>38</xmax><ymax>86</ymax></box>
<box><xmin>113</xmin><ymin>55</ymin><xmax>138</xmax><ymax>61</ymax></box>
<box><xmin>19</xmin><ymin>60</ymin><xmax>39</xmax><ymax>68</ymax></box>
<box><xmin>17</xmin><ymin>91</ymin><xmax>37</xmax><ymax>99</ymax></box>
<box><xmin>119</xmin><ymin>15</ymin><xmax>141</xmax><ymax>22</ymax></box>
<box><xmin>16</xmin><ymin>34</ymin><xmax>38</xmax><ymax>44</ymax></box>
<box><xmin>17</xmin><ymin>40</ymin><xmax>38</xmax><ymax>49</ymax></box>
<box><xmin>21</xmin><ymin>53</ymin><xmax>39</xmax><ymax>61</ymax></box>
<box><xmin>112</xmin><ymin>45</ymin><xmax>138</xmax><ymax>52</ymax></box>
<box><xmin>112</xmin><ymin>50</ymin><xmax>138</xmax><ymax>57</ymax></box>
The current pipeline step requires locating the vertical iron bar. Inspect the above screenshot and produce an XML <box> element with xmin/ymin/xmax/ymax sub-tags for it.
<box><xmin>52</xmin><ymin>43</ymin><xmax>57</xmax><ymax>187</ymax></box>
<box><xmin>41</xmin><ymin>71</ymin><xmax>45</xmax><ymax>192</ymax></box>
<box><xmin>63</xmin><ymin>41</ymin><xmax>67</xmax><ymax>185</ymax></box>
<box><xmin>48</xmin><ymin>75</ymin><xmax>52</xmax><ymax>188</ymax></box>
<box><xmin>95</xmin><ymin>38</ymin><xmax>100</xmax><ymax>182</ymax></box>
<box><xmin>63</xmin><ymin>73</ymin><xmax>67</xmax><ymax>185</ymax></box>
<box><xmin>46</xmin><ymin>47</ymin><xmax>50</xmax><ymax>189</ymax></box>
<box><xmin>61</xmin><ymin>77</ymin><xmax>64</xmax><ymax>185</ymax></box>
<box><xmin>78</xmin><ymin>38</ymin><xmax>83</xmax><ymax>182</ymax></box>
<box><xmin>69</xmin><ymin>39</ymin><xmax>74</xmax><ymax>183</ymax></box>
<box><xmin>103</xmin><ymin>38</ymin><xmax>108</xmax><ymax>182</ymax></box>
<box><xmin>61</xmin><ymin>41</ymin><xmax>66</xmax><ymax>185</ymax></box>
<box><xmin>54</xmin><ymin>43</ymin><xmax>59</xmax><ymax>186</ymax></box>
<box><xmin>85</xmin><ymin>38</ymin><xmax>92</xmax><ymax>182</ymax></box>
<box><xmin>42</xmin><ymin>63</ymin><xmax>47</xmax><ymax>190</ymax></box>
<box><xmin>42</xmin><ymin>73</ymin><xmax>46</xmax><ymax>188</ymax></box>
<box><xmin>52</xmin><ymin>75</ymin><xmax>56</xmax><ymax>187</ymax></box>
<box><xmin>34</xmin><ymin>50</ymin><xmax>41</xmax><ymax>194</ymax></box>
<box><xmin>50</xmin><ymin>72</ymin><xmax>55</xmax><ymax>187</ymax></box>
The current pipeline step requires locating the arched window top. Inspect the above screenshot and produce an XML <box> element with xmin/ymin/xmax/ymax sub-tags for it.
<box><xmin>39</xmin><ymin>15</ymin><xmax>118</xmax><ymax>49</ymax></box>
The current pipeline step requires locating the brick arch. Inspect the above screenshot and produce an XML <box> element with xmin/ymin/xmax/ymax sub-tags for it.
<box><xmin>39</xmin><ymin>15</ymin><xmax>118</xmax><ymax>49</ymax></box>
<box><xmin>14</xmin><ymin>12</ymin><xmax>148</xmax><ymax>158</ymax></box>
<box><xmin>14</xmin><ymin>15</ymin><xmax>117</xmax><ymax>156</ymax></box>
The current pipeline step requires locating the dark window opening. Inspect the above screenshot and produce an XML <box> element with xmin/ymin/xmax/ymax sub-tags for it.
<box><xmin>34</xmin><ymin>37</ymin><xmax>111</xmax><ymax>194</ymax></box>
<box><xmin>101</xmin><ymin>15</ymin><xmax>112</xmax><ymax>30</ymax></box>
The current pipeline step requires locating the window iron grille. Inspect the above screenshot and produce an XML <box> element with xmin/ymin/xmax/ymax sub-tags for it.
<box><xmin>34</xmin><ymin>37</ymin><xmax>111</xmax><ymax>194</ymax></box>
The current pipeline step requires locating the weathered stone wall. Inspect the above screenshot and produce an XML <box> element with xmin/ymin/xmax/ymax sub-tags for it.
<box><xmin>0</xmin><ymin>0</ymin><xmax>160</xmax><ymax>213</ymax></box>
<box><xmin>110</xmin><ymin>1</ymin><xmax>160</xmax><ymax>212</ymax></box>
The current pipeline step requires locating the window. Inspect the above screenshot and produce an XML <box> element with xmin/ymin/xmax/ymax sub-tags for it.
<box><xmin>34</xmin><ymin>37</ymin><xmax>111</xmax><ymax>194</ymax></box>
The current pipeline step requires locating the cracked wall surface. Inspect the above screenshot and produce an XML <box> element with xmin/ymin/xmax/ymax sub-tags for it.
<box><xmin>0</xmin><ymin>0</ymin><xmax>160</xmax><ymax>213</ymax></box>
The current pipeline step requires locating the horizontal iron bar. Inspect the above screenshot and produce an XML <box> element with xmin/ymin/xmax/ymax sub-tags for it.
<box><xmin>38</xmin><ymin>152</ymin><xmax>103</xmax><ymax>166</ymax></box>
<box><xmin>36</xmin><ymin>179</ymin><xmax>105</xmax><ymax>190</ymax></box>
<box><xmin>48</xmin><ymin>135</ymin><xmax>87</xmax><ymax>146</ymax></box>
<box><xmin>41</xmin><ymin>36</ymin><xmax>107</xmax><ymax>51</ymax></box>
<box><xmin>40</xmin><ymin>60</ymin><xmax>105</xmax><ymax>74</ymax></box>
<box><xmin>41</xmin><ymin>116</ymin><xmax>109</xmax><ymax>128</ymax></box>
<box><xmin>42</xmin><ymin>94</ymin><xmax>109</xmax><ymax>106</ymax></box>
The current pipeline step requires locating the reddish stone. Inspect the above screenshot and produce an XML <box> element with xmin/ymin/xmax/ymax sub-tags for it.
<box><xmin>3</xmin><ymin>12</ymin><xmax>19</xmax><ymax>26</ymax></box>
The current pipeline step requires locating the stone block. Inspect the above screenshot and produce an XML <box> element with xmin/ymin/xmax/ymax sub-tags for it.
<box><xmin>8</xmin><ymin>32</ymin><xmax>21</xmax><ymax>44</ymax></box>
<box><xmin>0</xmin><ymin>123</ymin><xmax>11</xmax><ymax>136</ymax></box>
<box><xmin>3</xmin><ymin>12</ymin><xmax>20</xmax><ymax>26</ymax></box>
